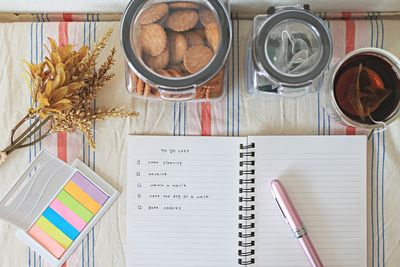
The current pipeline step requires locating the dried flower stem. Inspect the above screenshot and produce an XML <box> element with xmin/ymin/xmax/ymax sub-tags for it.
<box><xmin>5</xmin><ymin>117</ymin><xmax>41</xmax><ymax>153</ymax></box>
<box><xmin>3</xmin><ymin>116</ymin><xmax>51</xmax><ymax>155</ymax></box>
<box><xmin>10</xmin><ymin>114</ymin><xmax>30</xmax><ymax>143</ymax></box>
<box><xmin>18</xmin><ymin>129</ymin><xmax>51</xmax><ymax>149</ymax></box>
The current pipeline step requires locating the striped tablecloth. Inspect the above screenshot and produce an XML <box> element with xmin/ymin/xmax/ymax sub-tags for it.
<box><xmin>0</xmin><ymin>12</ymin><xmax>399</xmax><ymax>267</ymax></box>
<box><xmin>1</xmin><ymin>0</ymin><xmax>400</xmax><ymax>13</ymax></box>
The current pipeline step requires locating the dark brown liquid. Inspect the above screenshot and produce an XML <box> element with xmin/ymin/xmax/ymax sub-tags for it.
<box><xmin>334</xmin><ymin>54</ymin><xmax>400</xmax><ymax>124</ymax></box>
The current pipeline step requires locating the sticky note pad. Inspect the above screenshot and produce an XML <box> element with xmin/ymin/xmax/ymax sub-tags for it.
<box><xmin>26</xmin><ymin>168</ymin><xmax>114</xmax><ymax>262</ymax></box>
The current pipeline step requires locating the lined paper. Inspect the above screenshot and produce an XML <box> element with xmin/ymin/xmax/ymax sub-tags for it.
<box><xmin>251</xmin><ymin>136</ymin><xmax>367</xmax><ymax>267</ymax></box>
<box><xmin>127</xmin><ymin>136</ymin><xmax>244</xmax><ymax>267</ymax></box>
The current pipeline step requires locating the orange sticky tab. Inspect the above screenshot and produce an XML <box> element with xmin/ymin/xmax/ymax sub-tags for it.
<box><xmin>64</xmin><ymin>181</ymin><xmax>101</xmax><ymax>214</ymax></box>
<box><xmin>28</xmin><ymin>224</ymin><xmax>66</xmax><ymax>259</ymax></box>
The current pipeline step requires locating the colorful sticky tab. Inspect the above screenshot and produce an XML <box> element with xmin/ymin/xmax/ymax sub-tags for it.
<box><xmin>42</xmin><ymin>208</ymin><xmax>80</xmax><ymax>240</ymax></box>
<box><xmin>57</xmin><ymin>190</ymin><xmax>94</xmax><ymax>223</ymax></box>
<box><xmin>71</xmin><ymin>172</ymin><xmax>109</xmax><ymax>205</ymax></box>
<box><xmin>64</xmin><ymin>181</ymin><xmax>102</xmax><ymax>214</ymax></box>
<box><xmin>50</xmin><ymin>199</ymin><xmax>86</xmax><ymax>231</ymax></box>
<box><xmin>28</xmin><ymin>171</ymin><xmax>110</xmax><ymax>260</ymax></box>
<box><xmin>36</xmin><ymin>216</ymin><xmax>73</xmax><ymax>249</ymax></box>
<box><xmin>28</xmin><ymin>225</ymin><xmax>66</xmax><ymax>258</ymax></box>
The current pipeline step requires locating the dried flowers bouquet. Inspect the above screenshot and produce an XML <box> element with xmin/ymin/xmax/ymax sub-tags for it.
<box><xmin>0</xmin><ymin>29</ymin><xmax>139</xmax><ymax>166</ymax></box>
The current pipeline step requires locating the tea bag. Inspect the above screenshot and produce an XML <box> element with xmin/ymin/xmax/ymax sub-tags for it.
<box><xmin>271</xmin><ymin>30</ymin><xmax>289</xmax><ymax>71</ymax></box>
<box><xmin>346</xmin><ymin>63</ymin><xmax>392</xmax><ymax>121</ymax></box>
<box><xmin>276</xmin><ymin>30</ymin><xmax>314</xmax><ymax>74</ymax></box>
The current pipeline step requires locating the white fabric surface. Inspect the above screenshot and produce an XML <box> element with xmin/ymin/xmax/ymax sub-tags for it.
<box><xmin>0</xmin><ymin>17</ymin><xmax>399</xmax><ymax>267</ymax></box>
<box><xmin>1</xmin><ymin>0</ymin><xmax>400</xmax><ymax>13</ymax></box>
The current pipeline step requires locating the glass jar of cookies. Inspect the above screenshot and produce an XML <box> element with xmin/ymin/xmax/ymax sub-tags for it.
<box><xmin>246</xmin><ymin>5</ymin><xmax>333</xmax><ymax>98</ymax></box>
<box><xmin>121</xmin><ymin>0</ymin><xmax>231</xmax><ymax>102</ymax></box>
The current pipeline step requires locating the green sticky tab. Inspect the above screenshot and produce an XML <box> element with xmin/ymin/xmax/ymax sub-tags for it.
<box><xmin>35</xmin><ymin>216</ymin><xmax>73</xmax><ymax>249</ymax></box>
<box><xmin>57</xmin><ymin>190</ymin><xmax>94</xmax><ymax>222</ymax></box>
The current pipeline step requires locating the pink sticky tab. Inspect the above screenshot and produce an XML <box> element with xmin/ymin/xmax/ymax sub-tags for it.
<box><xmin>28</xmin><ymin>225</ymin><xmax>66</xmax><ymax>259</ymax></box>
<box><xmin>50</xmin><ymin>199</ymin><xmax>87</xmax><ymax>231</ymax></box>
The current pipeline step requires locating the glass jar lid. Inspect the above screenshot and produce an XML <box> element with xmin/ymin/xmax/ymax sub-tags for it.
<box><xmin>254</xmin><ymin>8</ymin><xmax>332</xmax><ymax>86</ymax></box>
<box><xmin>121</xmin><ymin>0</ymin><xmax>231</xmax><ymax>91</ymax></box>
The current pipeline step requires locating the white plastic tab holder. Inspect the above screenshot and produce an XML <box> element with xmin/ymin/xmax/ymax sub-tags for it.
<box><xmin>0</xmin><ymin>151</ymin><xmax>119</xmax><ymax>267</ymax></box>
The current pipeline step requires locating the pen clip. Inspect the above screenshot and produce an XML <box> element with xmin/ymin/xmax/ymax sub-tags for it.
<box><xmin>271</xmin><ymin>190</ymin><xmax>288</xmax><ymax>224</ymax></box>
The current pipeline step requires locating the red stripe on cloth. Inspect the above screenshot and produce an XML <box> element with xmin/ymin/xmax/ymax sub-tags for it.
<box><xmin>346</xmin><ymin>127</ymin><xmax>356</xmax><ymax>135</ymax></box>
<box><xmin>62</xmin><ymin>13</ymin><xmax>73</xmax><ymax>22</ymax></box>
<box><xmin>344</xmin><ymin>13</ymin><xmax>356</xmax><ymax>53</ymax></box>
<box><xmin>342</xmin><ymin>12</ymin><xmax>352</xmax><ymax>20</ymax></box>
<box><xmin>57</xmin><ymin>133</ymin><xmax>68</xmax><ymax>162</ymax></box>
<box><xmin>344</xmin><ymin>12</ymin><xmax>357</xmax><ymax>135</ymax></box>
<box><xmin>57</xmin><ymin>22</ymin><xmax>68</xmax><ymax>162</ymax></box>
<box><xmin>59</xmin><ymin>22</ymin><xmax>69</xmax><ymax>267</ymax></box>
<box><xmin>58</xmin><ymin>22</ymin><xmax>69</xmax><ymax>46</ymax></box>
<box><xmin>201</xmin><ymin>103</ymin><xmax>211</xmax><ymax>136</ymax></box>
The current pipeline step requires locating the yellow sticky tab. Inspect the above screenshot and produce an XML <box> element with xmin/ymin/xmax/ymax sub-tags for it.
<box><xmin>35</xmin><ymin>216</ymin><xmax>73</xmax><ymax>249</ymax></box>
<box><xmin>64</xmin><ymin>181</ymin><xmax>101</xmax><ymax>214</ymax></box>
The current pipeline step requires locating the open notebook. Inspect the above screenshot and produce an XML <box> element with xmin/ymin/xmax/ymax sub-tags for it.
<box><xmin>126</xmin><ymin>136</ymin><xmax>367</xmax><ymax>267</ymax></box>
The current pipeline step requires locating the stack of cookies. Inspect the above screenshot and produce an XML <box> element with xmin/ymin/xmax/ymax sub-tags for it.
<box><xmin>129</xmin><ymin>1</ymin><xmax>225</xmax><ymax>100</ymax></box>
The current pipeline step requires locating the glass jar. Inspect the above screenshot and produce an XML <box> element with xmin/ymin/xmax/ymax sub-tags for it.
<box><xmin>121</xmin><ymin>0</ymin><xmax>231</xmax><ymax>102</ymax></box>
<box><xmin>247</xmin><ymin>5</ymin><xmax>333</xmax><ymax>98</ymax></box>
<box><xmin>324</xmin><ymin>48</ymin><xmax>400</xmax><ymax>130</ymax></box>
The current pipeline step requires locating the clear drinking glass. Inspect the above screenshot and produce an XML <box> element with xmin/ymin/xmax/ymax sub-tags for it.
<box><xmin>324</xmin><ymin>48</ymin><xmax>400</xmax><ymax>130</ymax></box>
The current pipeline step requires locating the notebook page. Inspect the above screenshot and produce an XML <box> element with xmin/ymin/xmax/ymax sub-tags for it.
<box><xmin>127</xmin><ymin>136</ymin><xmax>244</xmax><ymax>267</ymax></box>
<box><xmin>250</xmin><ymin>136</ymin><xmax>367</xmax><ymax>267</ymax></box>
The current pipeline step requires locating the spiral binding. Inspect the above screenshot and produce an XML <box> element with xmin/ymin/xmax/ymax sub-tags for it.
<box><xmin>238</xmin><ymin>142</ymin><xmax>256</xmax><ymax>266</ymax></box>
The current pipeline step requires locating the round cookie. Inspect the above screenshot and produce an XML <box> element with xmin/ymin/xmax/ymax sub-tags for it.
<box><xmin>136</xmin><ymin>78</ymin><xmax>145</xmax><ymax>95</ymax></box>
<box><xmin>184</xmin><ymin>31</ymin><xmax>205</xmax><ymax>47</ymax></box>
<box><xmin>205</xmin><ymin>22</ymin><xmax>220</xmax><ymax>52</ymax></box>
<box><xmin>168</xmin><ymin>63</ymin><xmax>187</xmax><ymax>74</ymax></box>
<box><xmin>195</xmin><ymin>86</ymin><xmax>207</xmax><ymax>99</ymax></box>
<box><xmin>168</xmin><ymin>32</ymin><xmax>188</xmax><ymax>64</ymax></box>
<box><xmin>194</xmin><ymin>29</ymin><xmax>206</xmax><ymax>40</ymax></box>
<box><xmin>203</xmin><ymin>68</ymin><xmax>225</xmax><ymax>87</ymax></box>
<box><xmin>143</xmin><ymin>47</ymin><xmax>170</xmax><ymax>69</ymax></box>
<box><xmin>199</xmin><ymin>7</ymin><xmax>216</xmax><ymax>26</ymax></box>
<box><xmin>130</xmin><ymin>73</ymin><xmax>138</xmax><ymax>91</ymax></box>
<box><xmin>169</xmin><ymin>2</ymin><xmax>199</xmax><ymax>9</ymax></box>
<box><xmin>205</xmin><ymin>68</ymin><xmax>225</xmax><ymax>98</ymax></box>
<box><xmin>183</xmin><ymin>45</ymin><xmax>214</xmax><ymax>74</ymax></box>
<box><xmin>139</xmin><ymin>3</ymin><xmax>169</xmax><ymax>25</ymax></box>
<box><xmin>156</xmin><ymin>69</ymin><xmax>172</xmax><ymax>77</ymax></box>
<box><xmin>143</xmin><ymin>82</ymin><xmax>152</xmax><ymax>96</ymax></box>
<box><xmin>166</xmin><ymin>69</ymin><xmax>182</xmax><ymax>77</ymax></box>
<box><xmin>166</xmin><ymin>10</ymin><xmax>198</xmax><ymax>32</ymax></box>
<box><xmin>151</xmin><ymin>87</ymin><xmax>161</xmax><ymax>97</ymax></box>
<box><xmin>140</xmin><ymin>24</ymin><xmax>167</xmax><ymax>56</ymax></box>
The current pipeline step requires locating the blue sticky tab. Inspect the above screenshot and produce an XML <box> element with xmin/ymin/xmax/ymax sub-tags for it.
<box><xmin>42</xmin><ymin>208</ymin><xmax>80</xmax><ymax>240</ymax></box>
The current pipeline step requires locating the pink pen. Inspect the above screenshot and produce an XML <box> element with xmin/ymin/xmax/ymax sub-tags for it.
<box><xmin>270</xmin><ymin>179</ymin><xmax>324</xmax><ymax>267</ymax></box>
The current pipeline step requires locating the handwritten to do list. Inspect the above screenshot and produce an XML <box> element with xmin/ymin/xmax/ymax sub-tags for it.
<box><xmin>135</xmin><ymin>148</ymin><xmax>210</xmax><ymax>212</ymax></box>
<box><xmin>127</xmin><ymin>136</ymin><xmax>243</xmax><ymax>267</ymax></box>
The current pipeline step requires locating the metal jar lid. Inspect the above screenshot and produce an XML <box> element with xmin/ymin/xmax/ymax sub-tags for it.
<box><xmin>253</xmin><ymin>7</ymin><xmax>333</xmax><ymax>87</ymax></box>
<box><xmin>121</xmin><ymin>0</ymin><xmax>232</xmax><ymax>92</ymax></box>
